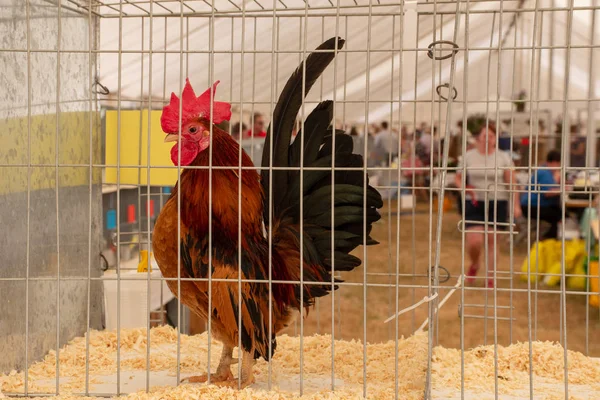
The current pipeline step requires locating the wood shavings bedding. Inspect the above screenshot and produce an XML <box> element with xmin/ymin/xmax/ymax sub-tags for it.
<box><xmin>0</xmin><ymin>326</ymin><xmax>428</xmax><ymax>400</ymax></box>
<box><xmin>432</xmin><ymin>341</ymin><xmax>600</xmax><ymax>398</ymax></box>
<box><xmin>3</xmin><ymin>326</ymin><xmax>599</xmax><ymax>399</ymax></box>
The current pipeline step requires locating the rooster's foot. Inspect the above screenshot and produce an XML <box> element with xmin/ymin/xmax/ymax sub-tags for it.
<box><xmin>212</xmin><ymin>375</ymin><xmax>255</xmax><ymax>389</ymax></box>
<box><xmin>180</xmin><ymin>369</ymin><xmax>233</xmax><ymax>384</ymax></box>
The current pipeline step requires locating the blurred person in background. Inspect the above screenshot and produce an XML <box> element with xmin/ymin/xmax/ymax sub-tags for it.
<box><xmin>415</xmin><ymin>121</ymin><xmax>427</xmax><ymax>138</ymax></box>
<box><xmin>520</xmin><ymin>149</ymin><xmax>564</xmax><ymax>240</ymax></box>
<box><xmin>373</xmin><ymin>121</ymin><xmax>399</xmax><ymax>165</ymax></box>
<box><xmin>570</xmin><ymin>124</ymin><xmax>586</xmax><ymax>168</ymax></box>
<box><xmin>231</xmin><ymin>122</ymin><xmax>247</xmax><ymax>141</ymax></box>
<box><xmin>416</xmin><ymin>124</ymin><xmax>432</xmax><ymax>166</ymax></box>
<box><xmin>455</xmin><ymin>123</ymin><xmax>522</xmax><ymax>288</ymax></box>
<box><xmin>245</xmin><ymin>112</ymin><xmax>267</xmax><ymax>138</ymax></box>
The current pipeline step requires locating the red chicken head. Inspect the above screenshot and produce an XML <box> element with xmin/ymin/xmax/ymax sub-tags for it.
<box><xmin>161</xmin><ymin>79</ymin><xmax>232</xmax><ymax>166</ymax></box>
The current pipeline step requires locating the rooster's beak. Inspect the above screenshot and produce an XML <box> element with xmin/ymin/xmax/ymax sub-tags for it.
<box><xmin>164</xmin><ymin>134</ymin><xmax>178</xmax><ymax>143</ymax></box>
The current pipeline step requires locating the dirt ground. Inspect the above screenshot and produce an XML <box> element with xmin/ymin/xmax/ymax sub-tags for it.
<box><xmin>282</xmin><ymin>200</ymin><xmax>600</xmax><ymax>357</ymax></box>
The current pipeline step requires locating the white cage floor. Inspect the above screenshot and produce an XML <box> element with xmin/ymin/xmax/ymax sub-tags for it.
<box><xmin>1</xmin><ymin>326</ymin><xmax>599</xmax><ymax>400</ymax></box>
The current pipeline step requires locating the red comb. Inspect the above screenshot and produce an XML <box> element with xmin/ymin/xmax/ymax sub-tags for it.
<box><xmin>160</xmin><ymin>79</ymin><xmax>232</xmax><ymax>134</ymax></box>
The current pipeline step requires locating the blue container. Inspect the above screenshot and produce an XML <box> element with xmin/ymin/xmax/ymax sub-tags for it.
<box><xmin>106</xmin><ymin>209</ymin><xmax>117</xmax><ymax>230</ymax></box>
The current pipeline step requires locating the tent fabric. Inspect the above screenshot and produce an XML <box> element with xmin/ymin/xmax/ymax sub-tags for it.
<box><xmin>96</xmin><ymin>0</ymin><xmax>600</xmax><ymax>126</ymax></box>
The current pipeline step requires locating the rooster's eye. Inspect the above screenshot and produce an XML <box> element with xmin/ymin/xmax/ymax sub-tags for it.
<box><xmin>189</xmin><ymin>126</ymin><xmax>198</xmax><ymax>134</ymax></box>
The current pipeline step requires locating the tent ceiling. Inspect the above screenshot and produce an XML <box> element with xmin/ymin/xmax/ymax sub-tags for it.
<box><xmin>93</xmin><ymin>0</ymin><xmax>600</xmax><ymax>126</ymax></box>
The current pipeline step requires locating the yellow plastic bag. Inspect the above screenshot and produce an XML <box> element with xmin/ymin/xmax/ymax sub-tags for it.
<box><xmin>521</xmin><ymin>239</ymin><xmax>587</xmax><ymax>289</ymax></box>
<box><xmin>564</xmin><ymin>240</ymin><xmax>586</xmax><ymax>289</ymax></box>
<box><xmin>520</xmin><ymin>239</ymin><xmax>560</xmax><ymax>283</ymax></box>
<box><xmin>567</xmin><ymin>259</ymin><xmax>587</xmax><ymax>291</ymax></box>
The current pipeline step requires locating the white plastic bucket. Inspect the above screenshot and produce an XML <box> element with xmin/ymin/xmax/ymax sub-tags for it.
<box><xmin>102</xmin><ymin>261</ymin><xmax>174</xmax><ymax>330</ymax></box>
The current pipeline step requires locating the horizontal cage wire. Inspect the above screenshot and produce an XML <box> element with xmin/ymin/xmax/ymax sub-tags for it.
<box><xmin>1</xmin><ymin>0</ymin><xmax>600</xmax><ymax>399</ymax></box>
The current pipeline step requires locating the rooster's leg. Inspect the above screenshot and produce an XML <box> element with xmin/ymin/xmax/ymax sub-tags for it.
<box><xmin>214</xmin><ymin>350</ymin><xmax>255</xmax><ymax>389</ymax></box>
<box><xmin>181</xmin><ymin>344</ymin><xmax>234</xmax><ymax>384</ymax></box>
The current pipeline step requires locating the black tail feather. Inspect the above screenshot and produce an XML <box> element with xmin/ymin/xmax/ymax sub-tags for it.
<box><xmin>262</xmin><ymin>37</ymin><xmax>382</xmax><ymax>305</ymax></box>
<box><xmin>318</xmin><ymin>131</ymin><xmax>354</xmax><ymax>159</ymax></box>
<box><xmin>261</xmin><ymin>37</ymin><xmax>345</xmax><ymax>225</ymax></box>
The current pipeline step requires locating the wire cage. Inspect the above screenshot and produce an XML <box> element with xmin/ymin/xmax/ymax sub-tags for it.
<box><xmin>1</xmin><ymin>0</ymin><xmax>600</xmax><ymax>399</ymax></box>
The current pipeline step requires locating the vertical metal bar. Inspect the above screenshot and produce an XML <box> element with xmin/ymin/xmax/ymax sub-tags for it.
<box><xmin>549</xmin><ymin>0</ymin><xmax>555</xmax><ymax>105</ymax></box>
<box><xmin>275</xmin><ymin>15</ymin><xmax>280</xmax><ymax>111</ymax></box>
<box><xmin>536</xmin><ymin>5</ymin><xmax>546</xmax><ymax>380</ymax></box>
<box><xmin>386</xmin><ymin>11</ymin><xmax>396</xmax><ymax>343</ymax></box>
<box><xmin>437</xmin><ymin>16</ymin><xmax>443</xmax><ymax>208</ymax></box>
<box><xmin>267</xmin><ymin>1</ymin><xmax>276</xmax><ymax>390</ymax></box>
<box><xmin>330</xmin><ymin>7</ymin><xmax>342</xmax><ymax>391</ymax></box>
<box><xmin>24</xmin><ymin>0</ymin><xmax>32</xmax><ymax>394</ymax></box>
<box><xmin>208</xmin><ymin>5</ymin><xmax>216</xmax><ymax>387</ymax></box>
<box><xmin>228</xmin><ymin>17</ymin><xmax>234</xmax><ymax>138</ymax></box>
<box><xmin>525</xmin><ymin>2</ymin><xmax>543</xmax><ymax>398</ymax></box>
<box><xmin>436</xmin><ymin>13</ymin><xmax>440</xmax><ymax>346</ymax></box>
<box><xmin>410</xmin><ymin>15</ymin><xmax>420</xmax><ymax>335</ymax></box>
<box><xmin>250</xmin><ymin>16</ymin><xmax>258</xmax><ymax>159</ymax></box>
<box><xmin>85</xmin><ymin>0</ymin><xmax>95</xmax><ymax>394</ymax></box>
<box><xmin>169</xmin><ymin>21</ymin><xmax>187</xmax><ymax>362</ymax></box>
<box><xmin>163</xmin><ymin>17</ymin><xmax>168</xmax><ymax>103</ymax></box>
<box><xmin>342</xmin><ymin>15</ymin><xmax>348</xmax><ymax>131</ymax></box>
<box><xmin>181</xmin><ymin>2</ymin><xmax>190</xmax><ymax>357</ymax></box>
<box><xmin>533</xmin><ymin>11</ymin><xmax>545</xmax><ymax>282</ymax></box>
<box><xmin>460</xmin><ymin>2</ymin><xmax>471</xmax><ymax>398</ymax></box>
<box><xmin>160</xmin><ymin>10</ymin><xmax>167</xmax><ymax>375</ymax></box>
<box><xmin>534</xmin><ymin>8</ymin><xmax>543</xmax><ymax>346</ymax></box>
<box><xmin>230</xmin><ymin>13</ymin><xmax>240</xmax><ymax>390</ymax></box>
<box><xmin>290</xmin><ymin>13</ymin><xmax>298</xmax><ymax>330</ymax></box>
<box><xmin>55</xmin><ymin>0</ymin><xmax>62</xmax><ymax>393</ymax></box>
<box><xmin>175</xmin><ymin>0</ymin><xmax>184</xmax><ymax>386</ymax></box>
<box><xmin>299</xmin><ymin>5</ymin><xmax>309</xmax><ymax>394</ymax></box>
<box><xmin>394</xmin><ymin>3</ymin><xmax>406</xmax><ymax>399</ymax></box>
<box><xmin>145</xmin><ymin>1</ymin><xmax>154</xmax><ymax>392</ymax></box>
<box><xmin>427</xmin><ymin>4</ymin><xmax>437</xmax><ymax>354</ymax></box>
<box><xmin>316</xmin><ymin>15</ymin><xmax>325</xmax><ymax>335</ymax></box>
<box><xmin>585</xmin><ymin>1</ymin><xmax>598</xmax><ymax>356</ymax></box>
<box><xmin>597</xmin><ymin>133</ymin><xmax>600</xmax><ymax>326</ymax></box>
<box><xmin>492</xmin><ymin>2</ymin><xmax>508</xmax><ymax>398</ymax></box>
<box><xmin>338</xmin><ymin>16</ymin><xmax>349</xmax><ymax>338</ymax></box>
<box><xmin>517</xmin><ymin>14</ymin><xmax>524</xmax><ymax>99</ymax></box>
<box><xmin>481</xmin><ymin>13</ymin><xmax>497</xmax><ymax>347</ymax></box>
<box><xmin>559</xmin><ymin>2</ymin><xmax>576</xmax><ymax>396</ymax></box>
<box><xmin>137</xmin><ymin>16</ymin><xmax>146</xmax><ymax>282</ymax></box>
<box><xmin>507</xmin><ymin>8</ymin><xmax>534</xmax><ymax>357</ymax></box>
<box><xmin>116</xmin><ymin>0</ymin><xmax>124</xmax><ymax>394</ymax></box>
<box><xmin>295</xmin><ymin>16</ymin><xmax>301</xmax><ymax>342</ymax></box>
<box><xmin>362</xmin><ymin>0</ymin><xmax>374</xmax><ymax>397</ymax></box>
<box><xmin>426</xmin><ymin>1</ymin><xmax>462</xmax><ymax>397</ymax></box>
<box><xmin>507</xmin><ymin>10</ymin><xmax>520</xmax><ymax>346</ymax></box>
<box><xmin>237</xmin><ymin>0</ymin><xmax>247</xmax><ymax>389</ymax></box>
<box><xmin>186</xmin><ymin>17</ymin><xmax>189</xmax><ymax>78</ymax></box>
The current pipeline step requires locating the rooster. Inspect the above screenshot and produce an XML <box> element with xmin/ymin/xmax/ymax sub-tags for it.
<box><xmin>152</xmin><ymin>37</ymin><xmax>383</xmax><ymax>388</ymax></box>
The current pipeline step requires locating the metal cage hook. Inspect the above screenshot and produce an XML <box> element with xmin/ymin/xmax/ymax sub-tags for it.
<box><xmin>427</xmin><ymin>40</ymin><xmax>459</xmax><ymax>60</ymax></box>
<box><xmin>429</xmin><ymin>265</ymin><xmax>451</xmax><ymax>284</ymax></box>
<box><xmin>92</xmin><ymin>78</ymin><xmax>110</xmax><ymax>95</ymax></box>
<box><xmin>436</xmin><ymin>83</ymin><xmax>458</xmax><ymax>102</ymax></box>
<box><xmin>99</xmin><ymin>253</ymin><xmax>109</xmax><ymax>271</ymax></box>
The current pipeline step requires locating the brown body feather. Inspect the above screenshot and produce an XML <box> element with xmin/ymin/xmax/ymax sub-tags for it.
<box><xmin>153</xmin><ymin>126</ymin><xmax>308</xmax><ymax>360</ymax></box>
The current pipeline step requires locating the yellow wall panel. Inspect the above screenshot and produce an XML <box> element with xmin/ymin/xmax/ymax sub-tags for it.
<box><xmin>0</xmin><ymin>111</ymin><xmax>101</xmax><ymax>195</ymax></box>
<box><xmin>104</xmin><ymin>110</ymin><xmax>178</xmax><ymax>187</ymax></box>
